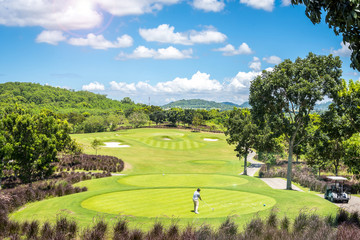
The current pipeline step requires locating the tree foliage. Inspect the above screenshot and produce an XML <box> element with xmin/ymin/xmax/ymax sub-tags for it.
<box><xmin>224</xmin><ymin>108</ymin><xmax>257</xmax><ymax>175</ymax></box>
<box><xmin>291</xmin><ymin>0</ymin><xmax>360</xmax><ymax>71</ymax></box>
<box><xmin>0</xmin><ymin>107</ymin><xmax>77</xmax><ymax>184</ymax></box>
<box><xmin>249</xmin><ymin>53</ymin><xmax>342</xmax><ymax>189</ymax></box>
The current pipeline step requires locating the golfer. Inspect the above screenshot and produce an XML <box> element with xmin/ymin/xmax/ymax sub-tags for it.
<box><xmin>193</xmin><ymin>188</ymin><xmax>202</xmax><ymax>214</ymax></box>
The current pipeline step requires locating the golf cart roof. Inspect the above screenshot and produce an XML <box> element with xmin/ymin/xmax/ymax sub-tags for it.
<box><xmin>326</xmin><ymin>176</ymin><xmax>348</xmax><ymax>181</ymax></box>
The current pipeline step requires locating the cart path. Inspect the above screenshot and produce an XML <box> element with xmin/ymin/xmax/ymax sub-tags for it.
<box><xmin>316</xmin><ymin>194</ymin><xmax>360</xmax><ymax>213</ymax></box>
<box><xmin>239</xmin><ymin>151</ymin><xmax>264</xmax><ymax>177</ymax></box>
<box><xmin>260</xmin><ymin>178</ymin><xmax>303</xmax><ymax>192</ymax></box>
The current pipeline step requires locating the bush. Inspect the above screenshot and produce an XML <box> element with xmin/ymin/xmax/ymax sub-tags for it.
<box><xmin>58</xmin><ymin>154</ymin><xmax>124</xmax><ymax>173</ymax></box>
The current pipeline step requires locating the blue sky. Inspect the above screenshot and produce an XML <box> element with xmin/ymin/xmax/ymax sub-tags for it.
<box><xmin>0</xmin><ymin>0</ymin><xmax>358</xmax><ymax>105</ymax></box>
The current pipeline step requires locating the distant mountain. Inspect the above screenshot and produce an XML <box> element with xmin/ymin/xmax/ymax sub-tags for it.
<box><xmin>239</xmin><ymin>101</ymin><xmax>251</xmax><ymax>108</ymax></box>
<box><xmin>314</xmin><ymin>101</ymin><xmax>332</xmax><ymax>111</ymax></box>
<box><xmin>221</xmin><ymin>102</ymin><xmax>241</xmax><ymax>107</ymax></box>
<box><xmin>162</xmin><ymin>99</ymin><xmax>246</xmax><ymax>111</ymax></box>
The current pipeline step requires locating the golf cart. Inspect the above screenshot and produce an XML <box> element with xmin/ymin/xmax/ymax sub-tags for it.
<box><xmin>324</xmin><ymin>176</ymin><xmax>350</xmax><ymax>203</ymax></box>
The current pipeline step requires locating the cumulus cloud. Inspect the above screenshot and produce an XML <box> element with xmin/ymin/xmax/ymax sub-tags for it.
<box><xmin>0</xmin><ymin>0</ymin><xmax>181</xmax><ymax>30</ymax></box>
<box><xmin>139</xmin><ymin>24</ymin><xmax>227</xmax><ymax>45</ymax></box>
<box><xmin>155</xmin><ymin>71</ymin><xmax>222</xmax><ymax>93</ymax></box>
<box><xmin>192</xmin><ymin>0</ymin><xmax>225</xmax><ymax>12</ymax></box>
<box><xmin>213</xmin><ymin>43</ymin><xmax>253</xmax><ymax>56</ymax></box>
<box><xmin>331</xmin><ymin>42</ymin><xmax>352</xmax><ymax>57</ymax></box>
<box><xmin>117</xmin><ymin>46</ymin><xmax>193</xmax><ymax>60</ymax></box>
<box><xmin>249</xmin><ymin>57</ymin><xmax>261</xmax><ymax>71</ymax></box>
<box><xmin>106</xmin><ymin>68</ymin><xmax>274</xmax><ymax>105</ymax></box>
<box><xmin>263</xmin><ymin>55</ymin><xmax>282</xmax><ymax>64</ymax></box>
<box><xmin>281</xmin><ymin>0</ymin><xmax>292</xmax><ymax>6</ymax></box>
<box><xmin>240</xmin><ymin>0</ymin><xmax>275</xmax><ymax>11</ymax></box>
<box><xmin>82</xmin><ymin>81</ymin><xmax>105</xmax><ymax>91</ymax></box>
<box><xmin>68</xmin><ymin>34</ymin><xmax>133</xmax><ymax>49</ymax></box>
<box><xmin>36</xmin><ymin>30</ymin><xmax>66</xmax><ymax>45</ymax></box>
<box><xmin>227</xmin><ymin>71</ymin><xmax>261</xmax><ymax>90</ymax></box>
<box><xmin>97</xmin><ymin>0</ymin><xmax>180</xmax><ymax>16</ymax></box>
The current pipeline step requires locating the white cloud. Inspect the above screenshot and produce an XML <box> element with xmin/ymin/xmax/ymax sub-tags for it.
<box><xmin>155</xmin><ymin>71</ymin><xmax>222</xmax><ymax>93</ymax></box>
<box><xmin>68</xmin><ymin>34</ymin><xmax>133</xmax><ymax>50</ymax></box>
<box><xmin>0</xmin><ymin>0</ymin><xmax>102</xmax><ymax>30</ymax></box>
<box><xmin>97</xmin><ymin>0</ymin><xmax>181</xmax><ymax>16</ymax></box>
<box><xmin>117</xmin><ymin>46</ymin><xmax>193</xmax><ymax>60</ymax></box>
<box><xmin>192</xmin><ymin>0</ymin><xmax>225</xmax><ymax>12</ymax></box>
<box><xmin>281</xmin><ymin>0</ymin><xmax>292</xmax><ymax>6</ymax></box>
<box><xmin>214</xmin><ymin>43</ymin><xmax>253</xmax><ymax>56</ymax></box>
<box><xmin>240</xmin><ymin>0</ymin><xmax>275</xmax><ymax>11</ymax></box>
<box><xmin>263</xmin><ymin>55</ymin><xmax>282</xmax><ymax>64</ymax></box>
<box><xmin>36</xmin><ymin>30</ymin><xmax>66</xmax><ymax>45</ymax></box>
<box><xmin>331</xmin><ymin>42</ymin><xmax>352</xmax><ymax>57</ymax></box>
<box><xmin>0</xmin><ymin>0</ymin><xmax>181</xmax><ymax>30</ymax></box>
<box><xmin>82</xmin><ymin>81</ymin><xmax>105</xmax><ymax>91</ymax></box>
<box><xmin>107</xmin><ymin>69</ymin><xmax>273</xmax><ymax>105</ymax></box>
<box><xmin>249</xmin><ymin>57</ymin><xmax>261</xmax><ymax>71</ymax></box>
<box><xmin>227</xmin><ymin>71</ymin><xmax>261</xmax><ymax>90</ymax></box>
<box><xmin>139</xmin><ymin>24</ymin><xmax>226</xmax><ymax>45</ymax></box>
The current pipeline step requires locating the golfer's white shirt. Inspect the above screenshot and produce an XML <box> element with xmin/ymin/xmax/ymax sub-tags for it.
<box><xmin>193</xmin><ymin>191</ymin><xmax>200</xmax><ymax>201</ymax></box>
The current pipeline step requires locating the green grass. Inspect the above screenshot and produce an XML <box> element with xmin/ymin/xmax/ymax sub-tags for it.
<box><xmin>10</xmin><ymin>128</ymin><xmax>339</xmax><ymax>230</ymax></box>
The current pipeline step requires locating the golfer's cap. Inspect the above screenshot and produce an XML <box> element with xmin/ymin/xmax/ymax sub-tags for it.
<box><xmin>197</xmin><ymin>188</ymin><xmax>201</xmax><ymax>191</ymax></box>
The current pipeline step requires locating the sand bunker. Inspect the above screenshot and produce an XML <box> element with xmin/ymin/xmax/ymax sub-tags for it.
<box><xmin>203</xmin><ymin>138</ymin><xmax>219</xmax><ymax>142</ymax></box>
<box><xmin>163</xmin><ymin>138</ymin><xmax>171</xmax><ymax>141</ymax></box>
<box><xmin>103</xmin><ymin>142</ymin><xmax>130</xmax><ymax>148</ymax></box>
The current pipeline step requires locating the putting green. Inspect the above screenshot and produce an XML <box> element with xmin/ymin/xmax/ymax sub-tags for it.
<box><xmin>139</xmin><ymin>135</ymin><xmax>205</xmax><ymax>150</ymax></box>
<box><xmin>118</xmin><ymin>174</ymin><xmax>247</xmax><ymax>187</ymax></box>
<box><xmin>81</xmin><ymin>188</ymin><xmax>276</xmax><ymax>218</ymax></box>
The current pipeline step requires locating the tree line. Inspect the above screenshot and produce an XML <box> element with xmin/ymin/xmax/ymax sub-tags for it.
<box><xmin>225</xmin><ymin>53</ymin><xmax>360</xmax><ymax>189</ymax></box>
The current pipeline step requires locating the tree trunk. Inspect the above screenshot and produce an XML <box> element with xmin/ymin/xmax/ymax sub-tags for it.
<box><xmin>243</xmin><ymin>153</ymin><xmax>248</xmax><ymax>176</ymax></box>
<box><xmin>334</xmin><ymin>159</ymin><xmax>339</xmax><ymax>176</ymax></box>
<box><xmin>318</xmin><ymin>167</ymin><xmax>321</xmax><ymax>177</ymax></box>
<box><xmin>296</xmin><ymin>155</ymin><xmax>299</xmax><ymax>163</ymax></box>
<box><xmin>286</xmin><ymin>140</ymin><xmax>294</xmax><ymax>190</ymax></box>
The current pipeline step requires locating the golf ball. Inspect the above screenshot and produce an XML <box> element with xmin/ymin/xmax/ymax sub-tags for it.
<box><xmin>263</xmin><ymin>204</ymin><xmax>266</xmax><ymax>206</ymax></box>
<box><xmin>162</xmin><ymin>173</ymin><xmax>165</xmax><ymax>176</ymax></box>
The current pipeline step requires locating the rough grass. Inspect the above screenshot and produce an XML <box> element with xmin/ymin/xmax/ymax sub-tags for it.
<box><xmin>10</xmin><ymin>128</ymin><xmax>339</xmax><ymax>230</ymax></box>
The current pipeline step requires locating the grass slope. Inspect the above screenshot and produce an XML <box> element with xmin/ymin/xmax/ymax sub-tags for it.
<box><xmin>10</xmin><ymin>128</ymin><xmax>338</xmax><ymax>230</ymax></box>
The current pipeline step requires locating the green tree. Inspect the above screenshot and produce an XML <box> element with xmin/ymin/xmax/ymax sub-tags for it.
<box><xmin>249</xmin><ymin>53</ymin><xmax>342</xmax><ymax>189</ymax></box>
<box><xmin>192</xmin><ymin>113</ymin><xmax>203</xmax><ymax>131</ymax></box>
<box><xmin>291</xmin><ymin>0</ymin><xmax>360</xmax><ymax>71</ymax></box>
<box><xmin>343</xmin><ymin>133</ymin><xmax>360</xmax><ymax>175</ymax></box>
<box><xmin>121</xmin><ymin>97</ymin><xmax>134</xmax><ymax>104</ymax></box>
<box><xmin>82</xmin><ymin>115</ymin><xmax>106</xmax><ymax>133</ymax></box>
<box><xmin>150</xmin><ymin>111</ymin><xmax>166</xmax><ymax>125</ymax></box>
<box><xmin>335</xmin><ymin>79</ymin><xmax>360</xmax><ymax>132</ymax></box>
<box><xmin>224</xmin><ymin>108</ymin><xmax>257</xmax><ymax>175</ymax></box>
<box><xmin>91</xmin><ymin>139</ymin><xmax>102</xmax><ymax>155</ymax></box>
<box><xmin>166</xmin><ymin>108</ymin><xmax>182</xmax><ymax>126</ymax></box>
<box><xmin>1</xmin><ymin>108</ymin><xmax>76</xmax><ymax>183</ymax></box>
<box><xmin>128</xmin><ymin>112</ymin><xmax>149</xmax><ymax>128</ymax></box>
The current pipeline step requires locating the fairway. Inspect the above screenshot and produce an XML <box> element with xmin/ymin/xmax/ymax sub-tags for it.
<box><xmin>117</xmin><ymin>174</ymin><xmax>248</xmax><ymax>187</ymax></box>
<box><xmin>10</xmin><ymin>128</ymin><xmax>339</xmax><ymax>229</ymax></box>
<box><xmin>81</xmin><ymin>188</ymin><xmax>276</xmax><ymax>218</ymax></box>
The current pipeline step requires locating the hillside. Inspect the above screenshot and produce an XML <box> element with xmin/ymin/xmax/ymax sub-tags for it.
<box><xmin>0</xmin><ymin>82</ymin><xmax>138</xmax><ymax>113</ymax></box>
<box><xmin>162</xmin><ymin>99</ymin><xmax>245</xmax><ymax>110</ymax></box>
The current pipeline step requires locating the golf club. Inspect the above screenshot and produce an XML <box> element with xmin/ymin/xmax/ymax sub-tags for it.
<box><xmin>202</xmin><ymin>200</ymin><xmax>214</xmax><ymax>211</ymax></box>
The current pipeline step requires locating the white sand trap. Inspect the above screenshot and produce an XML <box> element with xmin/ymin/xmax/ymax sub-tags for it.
<box><xmin>203</xmin><ymin>138</ymin><xmax>219</xmax><ymax>142</ymax></box>
<box><xmin>103</xmin><ymin>142</ymin><xmax>130</xmax><ymax>148</ymax></box>
<box><xmin>163</xmin><ymin>138</ymin><xmax>171</xmax><ymax>141</ymax></box>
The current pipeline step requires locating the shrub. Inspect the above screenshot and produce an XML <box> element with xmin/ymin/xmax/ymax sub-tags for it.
<box><xmin>57</xmin><ymin>154</ymin><xmax>124</xmax><ymax>173</ymax></box>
